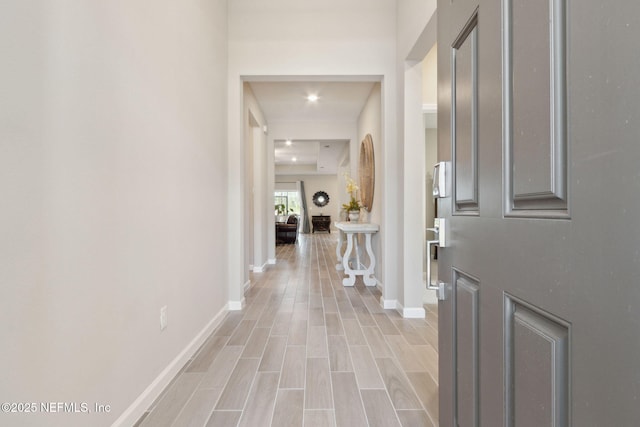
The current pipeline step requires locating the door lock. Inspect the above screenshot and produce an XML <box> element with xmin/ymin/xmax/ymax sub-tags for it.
<box><xmin>433</xmin><ymin>218</ymin><xmax>448</xmax><ymax>247</ymax></box>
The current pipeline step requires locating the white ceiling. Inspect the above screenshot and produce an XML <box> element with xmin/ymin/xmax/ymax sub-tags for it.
<box><xmin>274</xmin><ymin>139</ymin><xmax>348</xmax><ymax>175</ymax></box>
<box><xmin>249</xmin><ymin>81</ymin><xmax>376</xmax><ymax>122</ymax></box>
<box><xmin>248</xmin><ymin>81</ymin><xmax>376</xmax><ymax>174</ymax></box>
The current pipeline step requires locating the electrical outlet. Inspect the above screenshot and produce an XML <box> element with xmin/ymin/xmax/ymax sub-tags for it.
<box><xmin>160</xmin><ymin>306</ymin><xmax>168</xmax><ymax>331</ymax></box>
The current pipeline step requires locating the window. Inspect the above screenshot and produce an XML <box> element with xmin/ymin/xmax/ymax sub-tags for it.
<box><xmin>274</xmin><ymin>191</ymin><xmax>301</xmax><ymax>215</ymax></box>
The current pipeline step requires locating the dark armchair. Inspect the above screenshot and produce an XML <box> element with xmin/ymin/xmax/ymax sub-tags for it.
<box><xmin>276</xmin><ymin>215</ymin><xmax>299</xmax><ymax>244</ymax></box>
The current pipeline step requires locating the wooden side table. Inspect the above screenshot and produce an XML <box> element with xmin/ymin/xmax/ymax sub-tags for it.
<box><xmin>312</xmin><ymin>215</ymin><xmax>331</xmax><ymax>233</ymax></box>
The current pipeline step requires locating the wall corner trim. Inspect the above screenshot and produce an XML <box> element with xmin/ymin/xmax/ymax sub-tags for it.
<box><xmin>111</xmin><ymin>305</ymin><xmax>228</xmax><ymax>427</ymax></box>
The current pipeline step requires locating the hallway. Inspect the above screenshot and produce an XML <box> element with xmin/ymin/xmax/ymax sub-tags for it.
<box><xmin>136</xmin><ymin>234</ymin><xmax>439</xmax><ymax>427</ymax></box>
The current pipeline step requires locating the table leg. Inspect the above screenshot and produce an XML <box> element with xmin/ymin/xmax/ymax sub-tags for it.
<box><xmin>363</xmin><ymin>232</ymin><xmax>377</xmax><ymax>286</ymax></box>
<box><xmin>335</xmin><ymin>229</ymin><xmax>344</xmax><ymax>271</ymax></box>
<box><xmin>342</xmin><ymin>232</ymin><xmax>356</xmax><ymax>286</ymax></box>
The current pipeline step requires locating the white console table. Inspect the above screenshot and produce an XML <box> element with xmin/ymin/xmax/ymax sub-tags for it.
<box><xmin>335</xmin><ymin>221</ymin><xmax>380</xmax><ymax>286</ymax></box>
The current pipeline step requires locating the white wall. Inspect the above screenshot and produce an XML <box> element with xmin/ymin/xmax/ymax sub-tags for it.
<box><xmin>357</xmin><ymin>84</ymin><xmax>387</xmax><ymax>298</ymax></box>
<box><xmin>0</xmin><ymin>1</ymin><xmax>229</xmax><ymax>426</ymax></box>
<box><xmin>422</xmin><ymin>44</ymin><xmax>438</xmax><ymax>106</ymax></box>
<box><xmin>228</xmin><ymin>0</ymin><xmax>398</xmax><ymax>302</ymax></box>
<box><xmin>398</xmin><ymin>0</ymin><xmax>438</xmax><ymax>61</ymax></box>
<box><xmin>243</xmin><ymin>84</ymin><xmax>269</xmax><ymax>275</ymax></box>
<box><xmin>396</xmin><ymin>0</ymin><xmax>438</xmax><ymax>318</ymax></box>
<box><xmin>423</xmin><ymin>44</ymin><xmax>439</xmax><ymax>305</ymax></box>
<box><xmin>424</xmin><ymin>127</ymin><xmax>438</xmax><ymax>305</ymax></box>
<box><xmin>425</xmin><ymin>129</ymin><xmax>438</xmax><ymax>234</ymax></box>
<box><xmin>245</xmin><ymin>105</ymin><xmax>255</xmax><ymax>278</ymax></box>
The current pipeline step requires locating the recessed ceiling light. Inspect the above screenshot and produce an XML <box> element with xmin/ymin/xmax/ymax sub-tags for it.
<box><xmin>292</xmin><ymin>157</ymin><xmax>297</xmax><ymax>162</ymax></box>
<box><xmin>285</xmin><ymin>139</ymin><xmax>292</xmax><ymax>146</ymax></box>
<box><xmin>307</xmin><ymin>94</ymin><xmax>319</xmax><ymax>102</ymax></box>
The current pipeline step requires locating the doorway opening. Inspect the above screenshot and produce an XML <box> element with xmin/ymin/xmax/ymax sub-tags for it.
<box><xmin>422</xmin><ymin>43</ymin><xmax>439</xmax><ymax>306</ymax></box>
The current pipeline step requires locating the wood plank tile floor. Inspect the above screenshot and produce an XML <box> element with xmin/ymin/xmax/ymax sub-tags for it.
<box><xmin>136</xmin><ymin>233</ymin><xmax>439</xmax><ymax>427</ymax></box>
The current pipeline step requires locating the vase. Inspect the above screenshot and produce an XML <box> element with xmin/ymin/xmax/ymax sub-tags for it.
<box><xmin>348</xmin><ymin>210</ymin><xmax>360</xmax><ymax>221</ymax></box>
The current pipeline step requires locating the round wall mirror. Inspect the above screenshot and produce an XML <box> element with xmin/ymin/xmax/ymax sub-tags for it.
<box><xmin>312</xmin><ymin>191</ymin><xmax>330</xmax><ymax>207</ymax></box>
<box><xmin>359</xmin><ymin>134</ymin><xmax>375</xmax><ymax>212</ymax></box>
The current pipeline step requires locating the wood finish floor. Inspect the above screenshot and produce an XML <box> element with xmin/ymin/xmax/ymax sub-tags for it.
<box><xmin>136</xmin><ymin>233</ymin><xmax>439</xmax><ymax>427</ymax></box>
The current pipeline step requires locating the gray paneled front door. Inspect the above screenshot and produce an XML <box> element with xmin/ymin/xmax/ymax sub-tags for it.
<box><xmin>437</xmin><ymin>0</ymin><xmax>640</xmax><ymax>426</ymax></box>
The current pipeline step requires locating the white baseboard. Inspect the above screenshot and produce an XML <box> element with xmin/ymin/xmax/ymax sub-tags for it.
<box><xmin>399</xmin><ymin>303</ymin><xmax>426</xmax><ymax>319</ymax></box>
<box><xmin>422</xmin><ymin>103</ymin><xmax>437</xmax><ymax>113</ymax></box>
<box><xmin>268</xmin><ymin>258</ymin><xmax>276</xmax><ymax>265</ymax></box>
<box><xmin>228</xmin><ymin>298</ymin><xmax>246</xmax><ymax>311</ymax></box>
<box><xmin>380</xmin><ymin>297</ymin><xmax>398</xmax><ymax>310</ymax></box>
<box><xmin>243</xmin><ymin>280</ymin><xmax>251</xmax><ymax>293</ymax></box>
<box><xmin>112</xmin><ymin>305</ymin><xmax>228</xmax><ymax>427</ymax></box>
<box><xmin>253</xmin><ymin>261</ymin><xmax>268</xmax><ymax>273</ymax></box>
<box><xmin>375</xmin><ymin>282</ymin><xmax>427</xmax><ymax>319</ymax></box>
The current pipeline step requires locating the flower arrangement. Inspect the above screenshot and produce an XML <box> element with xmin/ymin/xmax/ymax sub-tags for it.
<box><xmin>343</xmin><ymin>197</ymin><xmax>361</xmax><ymax>211</ymax></box>
<box><xmin>341</xmin><ymin>173</ymin><xmax>362</xmax><ymax>212</ymax></box>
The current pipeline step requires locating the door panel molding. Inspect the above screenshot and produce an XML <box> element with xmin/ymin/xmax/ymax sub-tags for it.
<box><xmin>504</xmin><ymin>294</ymin><xmax>570</xmax><ymax>427</ymax></box>
<box><xmin>503</xmin><ymin>0</ymin><xmax>569</xmax><ymax>218</ymax></box>
<box><xmin>452</xmin><ymin>11</ymin><xmax>480</xmax><ymax>215</ymax></box>
<box><xmin>453</xmin><ymin>268</ymin><xmax>480</xmax><ymax>427</ymax></box>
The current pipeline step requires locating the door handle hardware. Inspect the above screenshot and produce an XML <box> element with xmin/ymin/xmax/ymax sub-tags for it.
<box><xmin>426</xmin><ymin>239</ymin><xmax>448</xmax><ymax>301</ymax></box>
